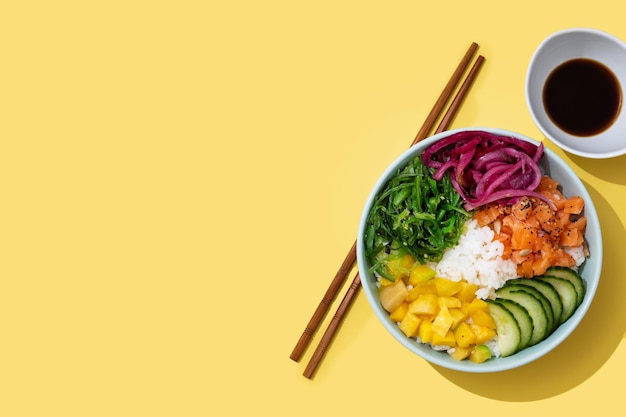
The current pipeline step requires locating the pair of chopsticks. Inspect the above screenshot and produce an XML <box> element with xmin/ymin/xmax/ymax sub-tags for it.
<box><xmin>290</xmin><ymin>42</ymin><xmax>486</xmax><ymax>379</ymax></box>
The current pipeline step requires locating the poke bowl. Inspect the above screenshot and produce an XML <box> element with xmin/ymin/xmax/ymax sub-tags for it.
<box><xmin>356</xmin><ymin>127</ymin><xmax>602</xmax><ymax>372</ymax></box>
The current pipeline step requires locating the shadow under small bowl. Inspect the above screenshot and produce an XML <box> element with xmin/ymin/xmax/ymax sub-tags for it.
<box><xmin>356</xmin><ymin>127</ymin><xmax>602</xmax><ymax>372</ymax></box>
<box><xmin>525</xmin><ymin>27</ymin><xmax>626</xmax><ymax>158</ymax></box>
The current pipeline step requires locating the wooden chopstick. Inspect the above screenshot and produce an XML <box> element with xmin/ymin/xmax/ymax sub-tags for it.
<box><xmin>302</xmin><ymin>272</ymin><xmax>363</xmax><ymax>379</ymax></box>
<box><xmin>290</xmin><ymin>42</ymin><xmax>480</xmax><ymax>364</ymax></box>
<box><xmin>412</xmin><ymin>42</ymin><xmax>479</xmax><ymax>144</ymax></box>
<box><xmin>302</xmin><ymin>50</ymin><xmax>485</xmax><ymax>379</ymax></box>
<box><xmin>297</xmin><ymin>43</ymin><xmax>485</xmax><ymax>379</ymax></box>
<box><xmin>434</xmin><ymin>55</ymin><xmax>485</xmax><ymax>134</ymax></box>
<box><xmin>290</xmin><ymin>243</ymin><xmax>357</xmax><ymax>362</ymax></box>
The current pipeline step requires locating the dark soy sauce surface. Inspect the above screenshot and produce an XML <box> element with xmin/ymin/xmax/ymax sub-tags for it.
<box><xmin>543</xmin><ymin>58</ymin><xmax>622</xmax><ymax>137</ymax></box>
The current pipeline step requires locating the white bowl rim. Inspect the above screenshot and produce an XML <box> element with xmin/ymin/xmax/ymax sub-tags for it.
<box><xmin>356</xmin><ymin>126</ymin><xmax>602</xmax><ymax>372</ymax></box>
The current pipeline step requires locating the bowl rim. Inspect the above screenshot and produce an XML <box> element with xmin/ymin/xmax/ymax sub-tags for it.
<box><xmin>356</xmin><ymin>127</ymin><xmax>602</xmax><ymax>372</ymax></box>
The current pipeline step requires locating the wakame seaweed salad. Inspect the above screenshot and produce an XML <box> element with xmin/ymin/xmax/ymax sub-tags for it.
<box><xmin>363</xmin><ymin>154</ymin><xmax>470</xmax><ymax>279</ymax></box>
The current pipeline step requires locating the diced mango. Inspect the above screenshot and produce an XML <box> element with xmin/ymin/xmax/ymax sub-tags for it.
<box><xmin>448</xmin><ymin>308</ymin><xmax>467</xmax><ymax>329</ymax></box>
<box><xmin>418</xmin><ymin>279</ymin><xmax>438</xmax><ymax>295</ymax></box>
<box><xmin>386</xmin><ymin>275</ymin><xmax>501</xmax><ymax>363</ymax></box>
<box><xmin>433</xmin><ymin>277</ymin><xmax>463</xmax><ymax>297</ymax></box>
<box><xmin>453</xmin><ymin>322</ymin><xmax>477</xmax><ymax>348</ymax></box>
<box><xmin>418</xmin><ymin>319</ymin><xmax>433</xmax><ymax>344</ymax></box>
<box><xmin>462</xmin><ymin>298</ymin><xmax>490</xmax><ymax>315</ymax></box>
<box><xmin>456</xmin><ymin>282</ymin><xmax>480</xmax><ymax>303</ymax></box>
<box><xmin>449</xmin><ymin>347</ymin><xmax>472</xmax><ymax>361</ymax></box>
<box><xmin>379</xmin><ymin>279</ymin><xmax>409</xmax><ymax>313</ymax></box>
<box><xmin>389</xmin><ymin>301</ymin><xmax>409</xmax><ymax>323</ymax></box>
<box><xmin>431</xmin><ymin>329</ymin><xmax>456</xmax><ymax>347</ymax></box>
<box><xmin>460</xmin><ymin>302</ymin><xmax>471</xmax><ymax>316</ymax></box>
<box><xmin>399</xmin><ymin>313</ymin><xmax>422</xmax><ymax>338</ymax></box>
<box><xmin>470</xmin><ymin>309</ymin><xmax>497</xmax><ymax>330</ymax></box>
<box><xmin>385</xmin><ymin>252</ymin><xmax>415</xmax><ymax>279</ymax></box>
<box><xmin>439</xmin><ymin>296</ymin><xmax>462</xmax><ymax>309</ymax></box>
<box><xmin>470</xmin><ymin>323</ymin><xmax>496</xmax><ymax>344</ymax></box>
<box><xmin>432</xmin><ymin>305</ymin><xmax>454</xmax><ymax>337</ymax></box>
<box><xmin>405</xmin><ymin>279</ymin><xmax>439</xmax><ymax>303</ymax></box>
<box><xmin>405</xmin><ymin>286</ymin><xmax>421</xmax><ymax>303</ymax></box>
<box><xmin>469</xmin><ymin>345</ymin><xmax>492</xmax><ymax>363</ymax></box>
<box><xmin>378</xmin><ymin>277</ymin><xmax>396</xmax><ymax>287</ymax></box>
<box><xmin>409</xmin><ymin>293</ymin><xmax>439</xmax><ymax>316</ymax></box>
<box><xmin>408</xmin><ymin>264</ymin><xmax>436</xmax><ymax>286</ymax></box>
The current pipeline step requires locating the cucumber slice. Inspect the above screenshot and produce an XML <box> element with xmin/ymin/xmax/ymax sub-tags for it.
<box><xmin>544</xmin><ymin>266</ymin><xmax>586</xmax><ymax>305</ymax></box>
<box><xmin>486</xmin><ymin>300</ymin><xmax>521</xmax><ymax>357</ymax></box>
<box><xmin>494</xmin><ymin>298</ymin><xmax>533</xmax><ymax>350</ymax></box>
<box><xmin>537</xmin><ymin>276</ymin><xmax>579</xmax><ymax>323</ymax></box>
<box><xmin>506</xmin><ymin>278</ymin><xmax>563</xmax><ymax>332</ymax></box>
<box><xmin>495</xmin><ymin>286</ymin><xmax>549</xmax><ymax>346</ymax></box>
<box><xmin>500</xmin><ymin>284</ymin><xmax>556</xmax><ymax>334</ymax></box>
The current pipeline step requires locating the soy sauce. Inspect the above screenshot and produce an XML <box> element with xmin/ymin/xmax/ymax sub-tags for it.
<box><xmin>543</xmin><ymin>58</ymin><xmax>622</xmax><ymax>137</ymax></box>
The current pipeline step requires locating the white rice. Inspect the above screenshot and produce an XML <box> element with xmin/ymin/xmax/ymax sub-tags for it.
<box><xmin>433</xmin><ymin>219</ymin><xmax>517</xmax><ymax>299</ymax></box>
<box><xmin>565</xmin><ymin>245</ymin><xmax>586</xmax><ymax>268</ymax></box>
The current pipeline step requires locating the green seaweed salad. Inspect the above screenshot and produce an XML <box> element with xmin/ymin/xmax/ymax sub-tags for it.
<box><xmin>363</xmin><ymin>154</ymin><xmax>470</xmax><ymax>280</ymax></box>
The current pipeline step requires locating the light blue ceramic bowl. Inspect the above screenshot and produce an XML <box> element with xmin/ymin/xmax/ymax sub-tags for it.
<box><xmin>356</xmin><ymin>127</ymin><xmax>602</xmax><ymax>372</ymax></box>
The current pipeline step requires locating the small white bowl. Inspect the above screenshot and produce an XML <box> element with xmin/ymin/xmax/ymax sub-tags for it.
<box><xmin>356</xmin><ymin>127</ymin><xmax>602</xmax><ymax>372</ymax></box>
<box><xmin>525</xmin><ymin>28</ymin><xmax>626</xmax><ymax>158</ymax></box>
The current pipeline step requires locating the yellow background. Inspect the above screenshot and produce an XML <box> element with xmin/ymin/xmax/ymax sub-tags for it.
<box><xmin>2</xmin><ymin>1</ymin><xmax>626</xmax><ymax>415</ymax></box>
